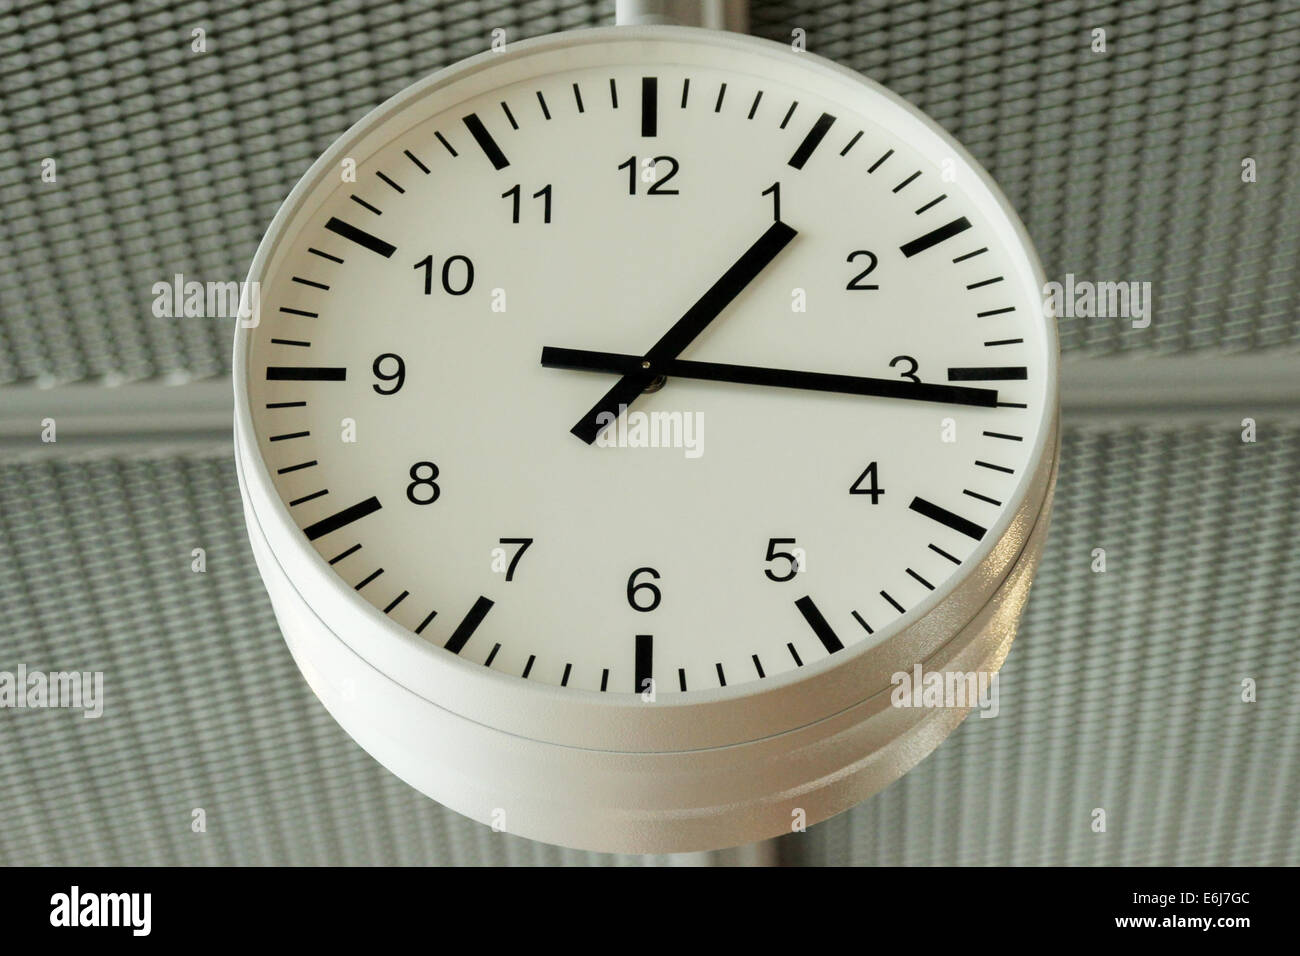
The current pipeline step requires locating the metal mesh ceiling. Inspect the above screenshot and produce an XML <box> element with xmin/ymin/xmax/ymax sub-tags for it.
<box><xmin>0</xmin><ymin>421</ymin><xmax>1296</xmax><ymax>865</ymax></box>
<box><xmin>1</xmin><ymin>0</ymin><xmax>1297</xmax><ymax>384</ymax></box>
<box><xmin>1</xmin><ymin>0</ymin><xmax>1297</xmax><ymax>866</ymax></box>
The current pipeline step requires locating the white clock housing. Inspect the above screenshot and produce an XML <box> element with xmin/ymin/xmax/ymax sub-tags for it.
<box><xmin>234</xmin><ymin>26</ymin><xmax>1058</xmax><ymax>853</ymax></box>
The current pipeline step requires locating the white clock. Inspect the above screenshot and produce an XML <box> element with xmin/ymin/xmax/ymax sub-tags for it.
<box><xmin>233</xmin><ymin>24</ymin><xmax>1058</xmax><ymax>853</ymax></box>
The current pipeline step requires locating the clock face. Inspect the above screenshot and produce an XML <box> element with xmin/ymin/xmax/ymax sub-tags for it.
<box><xmin>242</xmin><ymin>32</ymin><xmax>1053</xmax><ymax>699</ymax></box>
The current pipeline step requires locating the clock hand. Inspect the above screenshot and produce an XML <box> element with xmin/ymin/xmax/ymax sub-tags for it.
<box><xmin>568</xmin><ymin>219</ymin><xmax>798</xmax><ymax>443</ymax></box>
<box><xmin>542</xmin><ymin>346</ymin><xmax>1000</xmax><ymax>408</ymax></box>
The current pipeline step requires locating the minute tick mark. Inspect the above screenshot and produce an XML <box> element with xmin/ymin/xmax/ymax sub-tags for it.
<box><xmin>434</xmin><ymin>131</ymin><xmax>458</xmax><ymax>157</ymax></box>
<box><xmin>867</xmin><ymin>148</ymin><xmax>894</xmax><ymax>172</ymax></box>
<box><xmin>375</xmin><ymin>171</ymin><xmax>405</xmax><ymax>194</ymax></box>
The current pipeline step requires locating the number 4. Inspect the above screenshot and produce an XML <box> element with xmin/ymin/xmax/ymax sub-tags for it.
<box><xmin>849</xmin><ymin>461</ymin><xmax>884</xmax><ymax>503</ymax></box>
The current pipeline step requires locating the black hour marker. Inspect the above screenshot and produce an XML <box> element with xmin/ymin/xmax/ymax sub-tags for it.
<box><xmin>303</xmin><ymin>496</ymin><xmax>382</xmax><ymax>541</ymax></box>
<box><xmin>948</xmin><ymin>366</ymin><xmax>1027</xmax><ymax>381</ymax></box>
<box><xmin>641</xmin><ymin>76</ymin><xmax>657</xmax><ymax>136</ymax></box>
<box><xmin>795</xmin><ymin>596</ymin><xmax>844</xmax><ymax>654</ymax></box>
<box><xmin>324</xmin><ymin>217</ymin><xmax>396</xmax><ymax>258</ymax></box>
<box><xmin>909</xmin><ymin>496</ymin><xmax>987</xmax><ymax>541</ymax></box>
<box><xmin>788</xmin><ymin>111</ymin><xmax>836</xmax><ymax>169</ymax></box>
<box><xmin>266</xmin><ymin>366</ymin><xmax>346</xmax><ymax>381</ymax></box>
<box><xmin>900</xmin><ymin>216</ymin><xmax>972</xmax><ymax>257</ymax></box>
<box><xmin>462</xmin><ymin>113</ymin><xmax>509</xmax><ymax>169</ymax></box>
<box><xmin>445</xmin><ymin>596</ymin><xmax>493</xmax><ymax>654</ymax></box>
<box><xmin>635</xmin><ymin>634</ymin><xmax>653</xmax><ymax>693</ymax></box>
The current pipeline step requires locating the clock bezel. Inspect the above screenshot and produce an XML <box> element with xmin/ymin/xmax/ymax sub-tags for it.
<box><xmin>233</xmin><ymin>24</ymin><xmax>1059</xmax><ymax>754</ymax></box>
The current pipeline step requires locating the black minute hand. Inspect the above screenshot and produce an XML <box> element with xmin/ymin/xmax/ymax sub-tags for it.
<box><xmin>568</xmin><ymin>220</ymin><xmax>798</xmax><ymax>443</ymax></box>
<box><xmin>541</xmin><ymin>347</ymin><xmax>1000</xmax><ymax>408</ymax></box>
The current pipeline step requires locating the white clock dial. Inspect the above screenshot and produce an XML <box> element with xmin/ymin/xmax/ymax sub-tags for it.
<box><xmin>236</xmin><ymin>26</ymin><xmax>1058</xmax><ymax>851</ymax></box>
<box><xmin>242</xmin><ymin>33</ymin><xmax>1051</xmax><ymax>699</ymax></box>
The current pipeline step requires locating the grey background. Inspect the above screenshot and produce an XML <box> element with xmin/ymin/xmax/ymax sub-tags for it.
<box><xmin>0</xmin><ymin>0</ymin><xmax>1296</xmax><ymax>864</ymax></box>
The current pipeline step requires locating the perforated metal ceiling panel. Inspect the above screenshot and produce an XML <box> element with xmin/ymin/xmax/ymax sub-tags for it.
<box><xmin>1</xmin><ymin>0</ymin><xmax>1297</xmax><ymax>385</ymax></box>
<box><xmin>0</xmin><ymin>423</ymin><xmax>1296</xmax><ymax>865</ymax></box>
<box><xmin>1</xmin><ymin>0</ymin><xmax>1297</xmax><ymax>866</ymax></box>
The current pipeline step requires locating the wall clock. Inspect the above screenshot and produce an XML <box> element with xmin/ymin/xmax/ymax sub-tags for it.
<box><xmin>233</xmin><ymin>17</ymin><xmax>1059</xmax><ymax>854</ymax></box>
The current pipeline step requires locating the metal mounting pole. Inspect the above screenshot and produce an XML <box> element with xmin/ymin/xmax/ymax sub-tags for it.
<box><xmin>615</xmin><ymin>0</ymin><xmax>749</xmax><ymax>32</ymax></box>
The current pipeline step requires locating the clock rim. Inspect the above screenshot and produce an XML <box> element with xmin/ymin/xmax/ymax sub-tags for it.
<box><xmin>232</xmin><ymin>24</ymin><xmax>1060</xmax><ymax>752</ymax></box>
